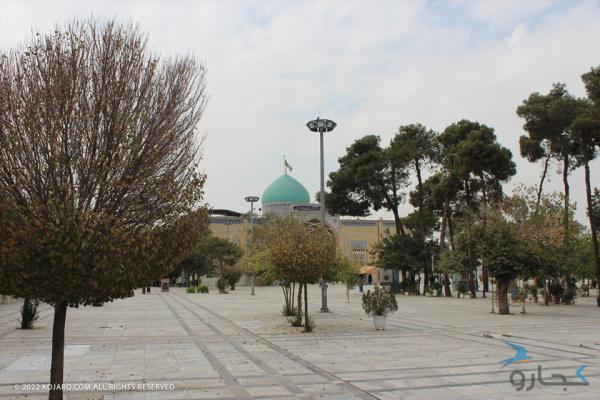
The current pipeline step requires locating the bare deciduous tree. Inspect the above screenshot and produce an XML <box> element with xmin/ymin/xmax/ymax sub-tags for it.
<box><xmin>0</xmin><ymin>19</ymin><xmax>207</xmax><ymax>400</ymax></box>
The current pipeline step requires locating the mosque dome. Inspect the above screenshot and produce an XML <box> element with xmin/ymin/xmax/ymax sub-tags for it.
<box><xmin>262</xmin><ymin>174</ymin><xmax>310</xmax><ymax>205</ymax></box>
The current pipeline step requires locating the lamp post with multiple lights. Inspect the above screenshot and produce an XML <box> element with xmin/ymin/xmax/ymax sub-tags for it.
<box><xmin>245</xmin><ymin>195</ymin><xmax>259</xmax><ymax>295</ymax></box>
<box><xmin>306</xmin><ymin>117</ymin><xmax>336</xmax><ymax>312</ymax></box>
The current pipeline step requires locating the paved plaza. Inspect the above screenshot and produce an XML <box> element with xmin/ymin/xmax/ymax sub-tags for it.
<box><xmin>0</xmin><ymin>285</ymin><xmax>599</xmax><ymax>400</ymax></box>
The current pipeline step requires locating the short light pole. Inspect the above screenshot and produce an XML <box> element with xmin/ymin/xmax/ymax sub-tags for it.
<box><xmin>306</xmin><ymin>117</ymin><xmax>337</xmax><ymax>312</ymax></box>
<box><xmin>245</xmin><ymin>196</ymin><xmax>259</xmax><ymax>295</ymax></box>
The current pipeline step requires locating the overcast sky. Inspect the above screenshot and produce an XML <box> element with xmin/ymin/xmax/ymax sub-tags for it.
<box><xmin>1</xmin><ymin>0</ymin><xmax>599</xmax><ymax>223</ymax></box>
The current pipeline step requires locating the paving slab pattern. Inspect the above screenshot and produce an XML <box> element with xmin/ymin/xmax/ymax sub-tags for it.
<box><xmin>0</xmin><ymin>286</ymin><xmax>598</xmax><ymax>399</ymax></box>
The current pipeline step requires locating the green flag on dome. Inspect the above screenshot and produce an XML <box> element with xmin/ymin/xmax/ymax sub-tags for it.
<box><xmin>284</xmin><ymin>157</ymin><xmax>293</xmax><ymax>173</ymax></box>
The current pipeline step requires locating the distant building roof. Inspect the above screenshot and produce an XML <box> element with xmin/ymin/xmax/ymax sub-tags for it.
<box><xmin>208</xmin><ymin>209</ymin><xmax>242</xmax><ymax>217</ymax></box>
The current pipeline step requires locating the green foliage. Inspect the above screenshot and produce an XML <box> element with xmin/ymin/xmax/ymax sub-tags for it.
<box><xmin>517</xmin><ymin>83</ymin><xmax>582</xmax><ymax>161</ymax></box>
<box><xmin>548</xmin><ymin>280</ymin><xmax>564</xmax><ymax>297</ymax></box>
<box><xmin>391</xmin><ymin>124</ymin><xmax>440</xmax><ymax>243</ymax></box>
<box><xmin>185</xmin><ymin>287</ymin><xmax>196</xmax><ymax>293</ymax></box>
<box><xmin>224</xmin><ymin>266</ymin><xmax>242</xmax><ymax>289</ymax></box>
<box><xmin>431</xmin><ymin>281</ymin><xmax>443</xmax><ymax>296</ymax></box>
<box><xmin>266</xmin><ymin>217</ymin><xmax>336</xmax><ymax>285</ymax></box>
<box><xmin>288</xmin><ymin>311</ymin><xmax>303</xmax><ymax>327</ymax></box>
<box><xmin>239</xmin><ymin>248</ymin><xmax>277</xmax><ymax>285</ymax></box>
<box><xmin>325</xmin><ymin>135</ymin><xmax>408</xmax><ymax>235</ymax></box>
<box><xmin>479</xmin><ymin>215</ymin><xmax>532</xmax><ymax>282</ymax></box>
<box><xmin>201</xmin><ymin>235</ymin><xmax>243</xmax><ymax>277</ymax></box>
<box><xmin>456</xmin><ymin>281</ymin><xmax>467</xmax><ymax>295</ymax></box>
<box><xmin>331</xmin><ymin>256</ymin><xmax>361</xmax><ymax>289</ymax></box>
<box><xmin>196</xmin><ymin>284</ymin><xmax>209</xmax><ymax>293</ymax></box>
<box><xmin>439</xmin><ymin>120</ymin><xmax>516</xmax><ymax>184</ymax></box>
<box><xmin>362</xmin><ymin>286</ymin><xmax>398</xmax><ymax>317</ymax></box>
<box><xmin>437</xmin><ymin>233</ymin><xmax>478</xmax><ymax>275</ymax></box>
<box><xmin>374</xmin><ymin>234</ymin><xmax>430</xmax><ymax>277</ymax></box>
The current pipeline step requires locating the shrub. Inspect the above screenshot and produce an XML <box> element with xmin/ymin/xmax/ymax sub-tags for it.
<box><xmin>224</xmin><ymin>267</ymin><xmax>241</xmax><ymax>290</ymax></box>
<box><xmin>304</xmin><ymin>316</ymin><xmax>315</xmax><ymax>332</ymax></box>
<box><xmin>185</xmin><ymin>287</ymin><xmax>196</xmax><ymax>293</ymax></box>
<box><xmin>362</xmin><ymin>286</ymin><xmax>398</xmax><ymax>317</ymax></box>
<box><xmin>20</xmin><ymin>298</ymin><xmax>39</xmax><ymax>329</ymax></box>
<box><xmin>457</xmin><ymin>281</ymin><xmax>467</xmax><ymax>295</ymax></box>
<box><xmin>431</xmin><ymin>282</ymin><xmax>442</xmax><ymax>296</ymax></box>
<box><xmin>548</xmin><ymin>281</ymin><xmax>563</xmax><ymax>297</ymax></box>
<box><xmin>281</xmin><ymin>304</ymin><xmax>295</xmax><ymax>316</ymax></box>
<box><xmin>197</xmin><ymin>284</ymin><xmax>209</xmax><ymax>293</ymax></box>
<box><xmin>288</xmin><ymin>311</ymin><xmax>303</xmax><ymax>327</ymax></box>
<box><xmin>404</xmin><ymin>283</ymin><xmax>418</xmax><ymax>293</ymax></box>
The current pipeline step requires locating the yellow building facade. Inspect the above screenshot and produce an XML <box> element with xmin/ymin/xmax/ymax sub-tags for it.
<box><xmin>209</xmin><ymin>173</ymin><xmax>396</xmax><ymax>285</ymax></box>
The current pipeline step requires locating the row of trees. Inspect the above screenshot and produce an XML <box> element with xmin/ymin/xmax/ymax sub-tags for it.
<box><xmin>171</xmin><ymin>215</ymin><xmax>362</xmax><ymax>329</ymax></box>
<box><xmin>326</xmin><ymin>119</ymin><xmax>516</xmax><ymax>297</ymax></box>
<box><xmin>325</xmin><ymin>66</ymin><xmax>600</xmax><ymax>311</ymax></box>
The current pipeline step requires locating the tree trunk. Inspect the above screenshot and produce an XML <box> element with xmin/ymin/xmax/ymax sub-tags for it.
<box><xmin>583</xmin><ymin>159</ymin><xmax>600</xmax><ymax>307</ymax></box>
<box><xmin>281</xmin><ymin>283</ymin><xmax>291</xmax><ymax>315</ymax></box>
<box><xmin>346</xmin><ymin>286</ymin><xmax>350</xmax><ymax>303</ymax></box>
<box><xmin>535</xmin><ymin>154</ymin><xmax>551</xmax><ymax>214</ymax></box>
<box><xmin>440</xmin><ymin>197</ymin><xmax>448</xmax><ymax>251</ymax></box>
<box><xmin>142</xmin><ymin>287</ymin><xmax>146</xmax><ymax>294</ymax></box>
<box><xmin>21</xmin><ymin>298</ymin><xmax>33</xmax><ymax>329</ymax></box>
<box><xmin>464</xmin><ymin>179</ymin><xmax>476</xmax><ymax>298</ymax></box>
<box><xmin>480</xmin><ymin>174</ymin><xmax>489</xmax><ymax>297</ymax></box>
<box><xmin>415</xmin><ymin>160</ymin><xmax>429</xmax><ymax>292</ymax></box>
<box><xmin>303</xmin><ymin>283</ymin><xmax>309</xmax><ymax>332</ymax></box>
<box><xmin>448</xmin><ymin>210</ymin><xmax>455</xmax><ymax>251</ymax></box>
<box><xmin>562</xmin><ymin>155</ymin><xmax>570</xmax><ymax>238</ymax></box>
<box><xmin>219</xmin><ymin>262</ymin><xmax>226</xmax><ymax>294</ymax></box>
<box><xmin>49</xmin><ymin>303</ymin><xmax>67</xmax><ymax>400</ymax></box>
<box><xmin>290</xmin><ymin>282</ymin><xmax>295</xmax><ymax>313</ymax></box>
<box><xmin>392</xmin><ymin>208</ymin><xmax>405</xmax><ymax>237</ymax></box>
<box><xmin>297</xmin><ymin>283</ymin><xmax>303</xmax><ymax>324</ymax></box>
<box><xmin>440</xmin><ymin>199</ymin><xmax>452</xmax><ymax>297</ymax></box>
<box><xmin>443</xmin><ymin>273</ymin><xmax>452</xmax><ymax>297</ymax></box>
<box><xmin>496</xmin><ymin>278</ymin><xmax>510</xmax><ymax>315</ymax></box>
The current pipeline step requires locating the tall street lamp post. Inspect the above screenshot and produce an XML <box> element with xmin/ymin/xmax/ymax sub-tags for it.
<box><xmin>306</xmin><ymin>117</ymin><xmax>337</xmax><ymax>312</ymax></box>
<box><xmin>245</xmin><ymin>196</ymin><xmax>259</xmax><ymax>295</ymax></box>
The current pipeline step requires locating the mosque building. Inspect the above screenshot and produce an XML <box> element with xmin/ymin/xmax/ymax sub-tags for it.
<box><xmin>209</xmin><ymin>172</ymin><xmax>397</xmax><ymax>285</ymax></box>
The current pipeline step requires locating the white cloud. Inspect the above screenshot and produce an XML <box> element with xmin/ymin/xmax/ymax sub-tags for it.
<box><xmin>1</xmin><ymin>0</ymin><xmax>599</xmax><ymax>223</ymax></box>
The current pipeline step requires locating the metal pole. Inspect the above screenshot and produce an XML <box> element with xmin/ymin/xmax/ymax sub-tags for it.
<box><xmin>250</xmin><ymin>200</ymin><xmax>255</xmax><ymax>295</ymax></box>
<box><xmin>491</xmin><ymin>276</ymin><xmax>495</xmax><ymax>314</ymax></box>
<box><xmin>320</xmin><ymin>129</ymin><xmax>328</xmax><ymax>312</ymax></box>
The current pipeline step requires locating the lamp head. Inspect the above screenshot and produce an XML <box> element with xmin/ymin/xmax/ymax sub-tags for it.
<box><xmin>307</xmin><ymin>118</ymin><xmax>336</xmax><ymax>133</ymax></box>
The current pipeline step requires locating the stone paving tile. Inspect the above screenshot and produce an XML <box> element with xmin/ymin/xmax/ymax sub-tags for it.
<box><xmin>1</xmin><ymin>285</ymin><xmax>599</xmax><ymax>399</ymax></box>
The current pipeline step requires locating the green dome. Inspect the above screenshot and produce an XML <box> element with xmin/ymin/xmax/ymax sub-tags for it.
<box><xmin>262</xmin><ymin>174</ymin><xmax>310</xmax><ymax>205</ymax></box>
